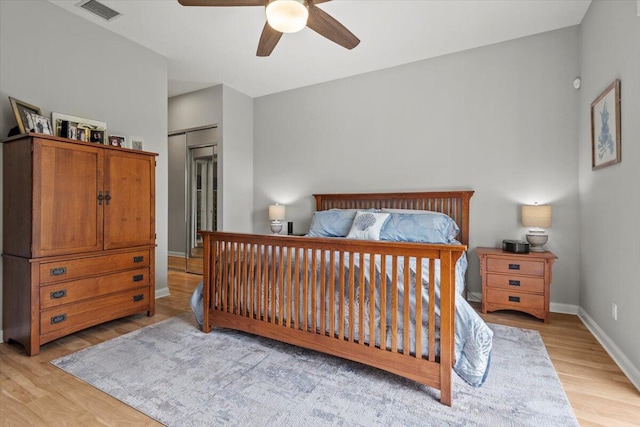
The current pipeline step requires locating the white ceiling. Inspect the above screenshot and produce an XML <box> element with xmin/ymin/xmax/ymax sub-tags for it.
<box><xmin>47</xmin><ymin>0</ymin><xmax>591</xmax><ymax>98</ymax></box>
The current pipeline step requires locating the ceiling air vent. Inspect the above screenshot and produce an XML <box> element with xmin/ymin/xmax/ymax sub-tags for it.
<box><xmin>76</xmin><ymin>0</ymin><xmax>122</xmax><ymax>22</ymax></box>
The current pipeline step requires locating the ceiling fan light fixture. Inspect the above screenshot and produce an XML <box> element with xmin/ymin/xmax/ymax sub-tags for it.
<box><xmin>266</xmin><ymin>0</ymin><xmax>308</xmax><ymax>33</ymax></box>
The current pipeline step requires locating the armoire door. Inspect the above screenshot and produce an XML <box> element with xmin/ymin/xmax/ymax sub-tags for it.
<box><xmin>32</xmin><ymin>138</ymin><xmax>104</xmax><ymax>257</ymax></box>
<box><xmin>103</xmin><ymin>151</ymin><xmax>155</xmax><ymax>249</ymax></box>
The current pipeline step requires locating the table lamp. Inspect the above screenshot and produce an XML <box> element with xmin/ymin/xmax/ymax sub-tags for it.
<box><xmin>521</xmin><ymin>204</ymin><xmax>552</xmax><ymax>252</ymax></box>
<box><xmin>268</xmin><ymin>203</ymin><xmax>286</xmax><ymax>234</ymax></box>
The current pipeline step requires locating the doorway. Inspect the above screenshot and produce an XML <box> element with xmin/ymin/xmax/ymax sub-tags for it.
<box><xmin>167</xmin><ymin>126</ymin><xmax>219</xmax><ymax>275</ymax></box>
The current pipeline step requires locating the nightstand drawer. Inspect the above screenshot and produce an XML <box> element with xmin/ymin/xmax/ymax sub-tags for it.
<box><xmin>486</xmin><ymin>273</ymin><xmax>544</xmax><ymax>293</ymax></box>
<box><xmin>486</xmin><ymin>288</ymin><xmax>544</xmax><ymax>310</ymax></box>
<box><xmin>486</xmin><ymin>258</ymin><xmax>544</xmax><ymax>276</ymax></box>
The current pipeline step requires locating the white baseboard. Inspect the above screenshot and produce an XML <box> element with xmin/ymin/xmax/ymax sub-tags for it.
<box><xmin>550</xmin><ymin>302</ymin><xmax>579</xmax><ymax>315</ymax></box>
<box><xmin>168</xmin><ymin>251</ymin><xmax>185</xmax><ymax>258</ymax></box>
<box><xmin>156</xmin><ymin>286</ymin><xmax>171</xmax><ymax>299</ymax></box>
<box><xmin>578</xmin><ymin>308</ymin><xmax>640</xmax><ymax>392</ymax></box>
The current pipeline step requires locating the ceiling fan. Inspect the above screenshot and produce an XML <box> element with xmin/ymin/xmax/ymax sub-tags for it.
<box><xmin>177</xmin><ymin>0</ymin><xmax>360</xmax><ymax>57</ymax></box>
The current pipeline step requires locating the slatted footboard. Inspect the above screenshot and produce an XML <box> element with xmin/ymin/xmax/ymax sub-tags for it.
<box><xmin>201</xmin><ymin>232</ymin><xmax>465</xmax><ymax>405</ymax></box>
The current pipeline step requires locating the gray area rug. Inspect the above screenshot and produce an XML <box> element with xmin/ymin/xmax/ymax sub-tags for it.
<box><xmin>51</xmin><ymin>314</ymin><xmax>578</xmax><ymax>426</ymax></box>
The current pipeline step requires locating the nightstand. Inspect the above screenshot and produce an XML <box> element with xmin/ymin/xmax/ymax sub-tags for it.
<box><xmin>476</xmin><ymin>247</ymin><xmax>557</xmax><ymax>323</ymax></box>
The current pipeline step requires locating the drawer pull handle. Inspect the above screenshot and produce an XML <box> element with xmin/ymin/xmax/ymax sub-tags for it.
<box><xmin>51</xmin><ymin>314</ymin><xmax>67</xmax><ymax>324</ymax></box>
<box><xmin>133</xmin><ymin>294</ymin><xmax>144</xmax><ymax>302</ymax></box>
<box><xmin>508</xmin><ymin>264</ymin><xmax>520</xmax><ymax>270</ymax></box>
<box><xmin>50</xmin><ymin>267</ymin><xmax>67</xmax><ymax>276</ymax></box>
<box><xmin>508</xmin><ymin>296</ymin><xmax>521</xmax><ymax>303</ymax></box>
<box><xmin>50</xmin><ymin>289</ymin><xmax>67</xmax><ymax>299</ymax></box>
<box><xmin>508</xmin><ymin>280</ymin><xmax>521</xmax><ymax>286</ymax></box>
<box><xmin>133</xmin><ymin>274</ymin><xmax>144</xmax><ymax>282</ymax></box>
<box><xmin>133</xmin><ymin>256</ymin><xmax>144</xmax><ymax>263</ymax></box>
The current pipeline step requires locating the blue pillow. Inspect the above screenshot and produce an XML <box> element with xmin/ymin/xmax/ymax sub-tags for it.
<box><xmin>306</xmin><ymin>209</ymin><xmax>358</xmax><ymax>237</ymax></box>
<box><xmin>379</xmin><ymin>212</ymin><xmax>460</xmax><ymax>243</ymax></box>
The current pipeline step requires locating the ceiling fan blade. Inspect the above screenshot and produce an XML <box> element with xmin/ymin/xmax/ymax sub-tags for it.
<box><xmin>178</xmin><ymin>0</ymin><xmax>265</xmax><ymax>6</ymax></box>
<box><xmin>257</xmin><ymin>22</ymin><xmax>283</xmax><ymax>57</ymax></box>
<box><xmin>306</xmin><ymin>3</ymin><xmax>359</xmax><ymax>50</ymax></box>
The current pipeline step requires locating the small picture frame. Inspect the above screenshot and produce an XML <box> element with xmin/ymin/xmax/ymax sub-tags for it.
<box><xmin>77</xmin><ymin>128</ymin><xmax>88</xmax><ymax>142</ymax></box>
<box><xmin>27</xmin><ymin>112</ymin><xmax>53</xmax><ymax>135</ymax></box>
<box><xmin>130</xmin><ymin>136</ymin><xmax>144</xmax><ymax>151</ymax></box>
<box><xmin>591</xmin><ymin>79</ymin><xmax>621</xmax><ymax>170</ymax></box>
<box><xmin>90</xmin><ymin>129</ymin><xmax>105</xmax><ymax>144</ymax></box>
<box><xmin>108</xmin><ymin>135</ymin><xmax>126</xmax><ymax>147</ymax></box>
<box><xmin>8</xmin><ymin>97</ymin><xmax>42</xmax><ymax>133</ymax></box>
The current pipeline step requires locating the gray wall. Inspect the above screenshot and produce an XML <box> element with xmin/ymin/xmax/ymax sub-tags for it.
<box><xmin>168</xmin><ymin>85</ymin><xmax>253</xmax><ymax>233</ymax></box>
<box><xmin>578</xmin><ymin>1</ymin><xmax>640</xmax><ymax>386</ymax></box>
<box><xmin>0</xmin><ymin>0</ymin><xmax>169</xmax><ymax>335</ymax></box>
<box><xmin>254</xmin><ymin>26</ymin><xmax>582</xmax><ymax>309</ymax></box>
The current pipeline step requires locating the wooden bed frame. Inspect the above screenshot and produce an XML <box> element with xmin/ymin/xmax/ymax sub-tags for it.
<box><xmin>200</xmin><ymin>190</ymin><xmax>473</xmax><ymax>406</ymax></box>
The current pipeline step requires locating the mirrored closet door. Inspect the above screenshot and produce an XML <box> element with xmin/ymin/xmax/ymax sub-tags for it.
<box><xmin>167</xmin><ymin>127</ymin><xmax>219</xmax><ymax>275</ymax></box>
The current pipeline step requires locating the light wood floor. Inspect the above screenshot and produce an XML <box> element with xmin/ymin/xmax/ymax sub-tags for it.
<box><xmin>1</xmin><ymin>259</ymin><xmax>638</xmax><ymax>426</ymax></box>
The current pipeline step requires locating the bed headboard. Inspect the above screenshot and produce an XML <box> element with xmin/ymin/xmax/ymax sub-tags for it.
<box><xmin>313</xmin><ymin>191</ymin><xmax>474</xmax><ymax>246</ymax></box>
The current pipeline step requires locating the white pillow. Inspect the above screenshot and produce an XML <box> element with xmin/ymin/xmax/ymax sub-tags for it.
<box><xmin>346</xmin><ymin>211</ymin><xmax>391</xmax><ymax>240</ymax></box>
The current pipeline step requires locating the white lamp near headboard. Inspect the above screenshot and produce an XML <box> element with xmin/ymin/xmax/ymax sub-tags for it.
<box><xmin>521</xmin><ymin>203</ymin><xmax>552</xmax><ymax>252</ymax></box>
<box><xmin>268</xmin><ymin>203</ymin><xmax>286</xmax><ymax>234</ymax></box>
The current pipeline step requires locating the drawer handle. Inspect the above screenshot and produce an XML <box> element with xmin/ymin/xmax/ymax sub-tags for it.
<box><xmin>51</xmin><ymin>314</ymin><xmax>67</xmax><ymax>324</ymax></box>
<box><xmin>50</xmin><ymin>267</ymin><xmax>67</xmax><ymax>276</ymax></box>
<box><xmin>50</xmin><ymin>289</ymin><xmax>67</xmax><ymax>299</ymax></box>
<box><xmin>508</xmin><ymin>264</ymin><xmax>520</xmax><ymax>270</ymax></box>
<box><xmin>133</xmin><ymin>256</ymin><xmax>144</xmax><ymax>263</ymax></box>
<box><xmin>508</xmin><ymin>280</ymin><xmax>521</xmax><ymax>286</ymax></box>
<box><xmin>508</xmin><ymin>296</ymin><xmax>521</xmax><ymax>303</ymax></box>
<box><xmin>133</xmin><ymin>274</ymin><xmax>144</xmax><ymax>282</ymax></box>
<box><xmin>133</xmin><ymin>294</ymin><xmax>144</xmax><ymax>302</ymax></box>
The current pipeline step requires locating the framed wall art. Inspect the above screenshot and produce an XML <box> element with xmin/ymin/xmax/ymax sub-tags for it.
<box><xmin>8</xmin><ymin>97</ymin><xmax>42</xmax><ymax>133</ymax></box>
<box><xmin>591</xmin><ymin>79</ymin><xmax>621</xmax><ymax>170</ymax></box>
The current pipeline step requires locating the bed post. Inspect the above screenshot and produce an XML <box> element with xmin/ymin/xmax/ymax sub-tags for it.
<box><xmin>201</xmin><ymin>231</ymin><xmax>212</xmax><ymax>333</ymax></box>
<box><xmin>439</xmin><ymin>248</ymin><xmax>461</xmax><ymax>406</ymax></box>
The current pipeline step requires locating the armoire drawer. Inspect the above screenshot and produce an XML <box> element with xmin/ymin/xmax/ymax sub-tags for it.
<box><xmin>40</xmin><ymin>287</ymin><xmax>150</xmax><ymax>337</ymax></box>
<box><xmin>40</xmin><ymin>268</ymin><xmax>149</xmax><ymax>309</ymax></box>
<box><xmin>39</xmin><ymin>250</ymin><xmax>150</xmax><ymax>284</ymax></box>
<box><xmin>486</xmin><ymin>258</ymin><xmax>544</xmax><ymax>276</ymax></box>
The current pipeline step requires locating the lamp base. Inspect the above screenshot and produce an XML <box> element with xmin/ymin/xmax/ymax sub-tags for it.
<box><xmin>526</xmin><ymin>233</ymin><xmax>548</xmax><ymax>252</ymax></box>
<box><xmin>270</xmin><ymin>221</ymin><xmax>283</xmax><ymax>234</ymax></box>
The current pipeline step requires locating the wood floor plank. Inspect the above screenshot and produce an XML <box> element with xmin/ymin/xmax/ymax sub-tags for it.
<box><xmin>0</xmin><ymin>257</ymin><xmax>637</xmax><ymax>426</ymax></box>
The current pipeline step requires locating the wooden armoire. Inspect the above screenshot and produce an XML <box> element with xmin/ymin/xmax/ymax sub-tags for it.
<box><xmin>2</xmin><ymin>133</ymin><xmax>157</xmax><ymax>355</ymax></box>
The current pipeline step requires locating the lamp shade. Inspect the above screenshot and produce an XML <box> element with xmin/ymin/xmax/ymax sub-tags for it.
<box><xmin>266</xmin><ymin>0</ymin><xmax>309</xmax><ymax>33</ymax></box>
<box><xmin>268</xmin><ymin>204</ymin><xmax>286</xmax><ymax>221</ymax></box>
<box><xmin>521</xmin><ymin>204</ymin><xmax>552</xmax><ymax>228</ymax></box>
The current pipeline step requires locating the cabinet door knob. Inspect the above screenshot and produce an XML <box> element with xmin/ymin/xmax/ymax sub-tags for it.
<box><xmin>104</xmin><ymin>190</ymin><xmax>112</xmax><ymax>205</ymax></box>
<box><xmin>97</xmin><ymin>191</ymin><xmax>104</xmax><ymax>205</ymax></box>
